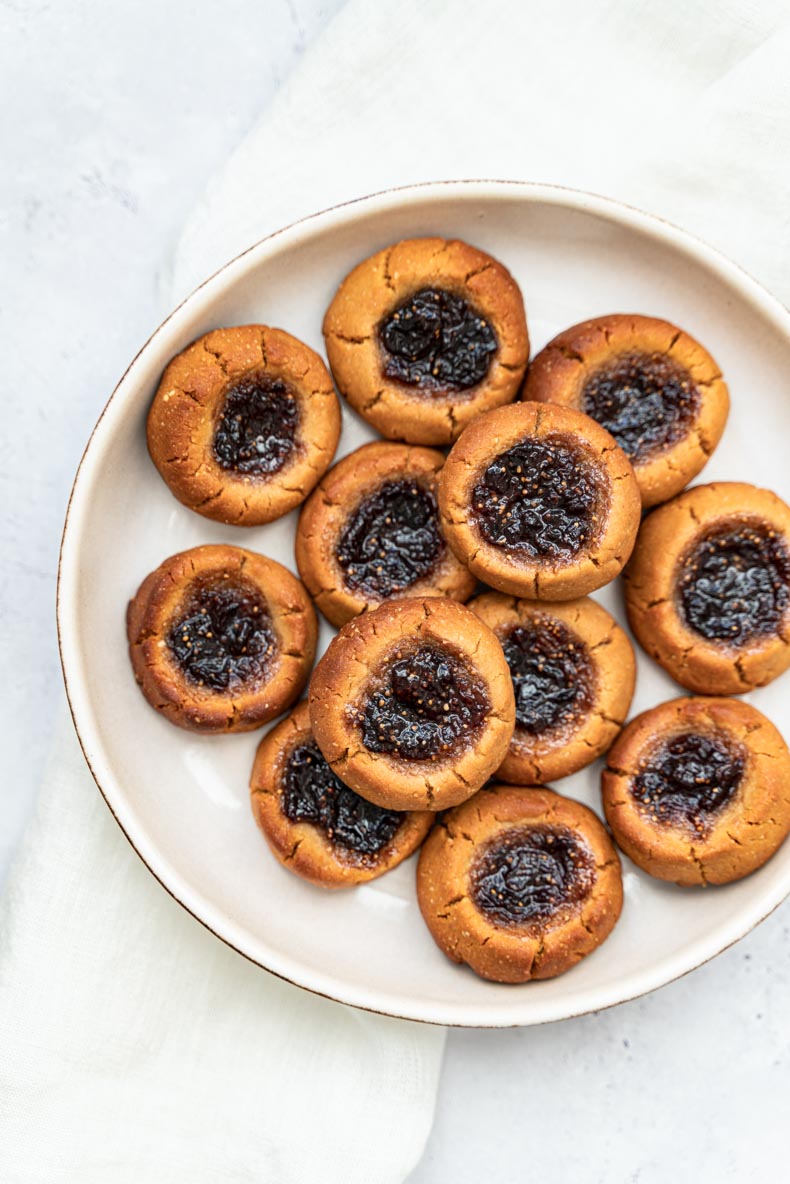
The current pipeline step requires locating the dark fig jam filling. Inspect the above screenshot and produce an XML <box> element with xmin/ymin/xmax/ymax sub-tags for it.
<box><xmin>501</xmin><ymin>618</ymin><xmax>594</xmax><ymax>736</ymax></box>
<box><xmin>356</xmin><ymin>644</ymin><xmax>490</xmax><ymax>761</ymax></box>
<box><xmin>282</xmin><ymin>740</ymin><xmax>404</xmax><ymax>857</ymax></box>
<box><xmin>472</xmin><ymin>435</ymin><xmax>605</xmax><ymax>559</ymax></box>
<box><xmin>167</xmin><ymin>579</ymin><xmax>276</xmax><ymax>691</ymax></box>
<box><xmin>378</xmin><ymin>287</ymin><xmax>497</xmax><ymax>392</ymax></box>
<box><xmin>336</xmin><ymin>479</ymin><xmax>444</xmax><ymax>598</ymax></box>
<box><xmin>582</xmin><ymin>351</ymin><xmax>700</xmax><ymax>464</ymax></box>
<box><xmin>471</xmin><ymin>825</ymin><xmax>594</xmax><ymax>929</ymax></box>
<box><xmin>678</xmin><ymin>521</ymin><xmax>790</xmax><ymax>645</ymax></box>
<box><xmin>213</xmin><ymin>371</ymin><xmax>299</xmax><ymax>476</ymax></box>
<box><xmin>631</xmin><ymin>731</ymin><xmax>745</xmax><ymax>834</ymax></box>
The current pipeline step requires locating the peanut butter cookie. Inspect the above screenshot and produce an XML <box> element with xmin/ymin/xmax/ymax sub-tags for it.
<box><xmin>295</xmin><ymin>441</ymin><xmax>476</xmax><ymax>627</ymax></box>
<box><xmin>147</xmin><ymin>325</ymin><xmax>341</xmax><ymax>525</ymax></box>
<box><xmin>602</xmin><ymin>697</ymin><xmax>790</xmax><ymax>885</ymax></box>
<box><xmin>323</xmin><ymin>237</ymin><xmax>528</xmax><ymax>445</ymax></box>
<box><xmin>127</xmin><ymin>544</ymin><xmax>317</xmax><ymax>733</ymax></box>
<box><xmin>417</xmin><ymin>784</ymin><xmax>623</xmax><ymax>983</ymax></box>
<box><xmin>439</xmin><ymin>401</ymin><xmax>641</xmax><ymax>599</ymax></box>
<box><xmin>308</xmin><ymin>598</ymin><xmax>515</xmax><ymax>812</ymax></box>
<box><xmin>624</xmin><ymin>482</ymin><xmax>790</xmax><ymax>694</ymax></box>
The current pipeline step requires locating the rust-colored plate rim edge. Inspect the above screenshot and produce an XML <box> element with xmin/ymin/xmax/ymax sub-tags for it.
<box><xmin>57</xmin><ymin>179</ymin><xmax>790</xmax><ymax>1028</ymax></box>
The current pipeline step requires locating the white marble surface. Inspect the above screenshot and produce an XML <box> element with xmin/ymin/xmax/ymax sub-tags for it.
<box><xmin>2</xmin><ymin>3</ymin><xmax>787</xmax><ymax>1180</ymax></box>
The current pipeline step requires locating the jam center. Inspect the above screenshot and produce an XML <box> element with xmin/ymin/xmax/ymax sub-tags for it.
<box><xmin>502</xmin><ymin>619</ymin><xmax>594</xmax><ymax>736</ymax></box>
<box><xmin>213</xmin><ymin>371</ymin><xmax>299</xmax><ymax>476</ymax></box>
<box><xmin>678</xmin><ymin>522</ymin><xmax>790</xmax><ymax>645</ymax></box>
<box><xmin>471</xmin><ymin>826</ymin><xmax>594</xmax><ymax>929</ymax></box>
<box><xmin>632</xmin><ymin>731</ymin><xmax>745</xmax><ymax>834</ymax></box>
<box><xmin>582</xmin><ymin>351</ymin><xmax>700</xmax><ymax>464</ymax></box>
<box><xmin>336</xmin><ymin>479</ymin><xmax>444</xmax><ymax>598</ymax></box>
<box><xmin>378</xmin><ymin>287</ymin><xmax>497</xmax><ymax>392</ymax></box>
<box><xmin>282</xmin><ymin>741</ymin><xmax>404</xmax><ymax>857</ymax></box>
<box><xmin>473</xmin><ymin>435</ymin><xmax>604</xmax><ymax>559</ymax></box>
<box><xmin>167</xmin><ymin>579</ymin><xmax>276</xmax><ymax>691</ymax></box>
<box><xmin>357</xmin><ymin>644</ymin><xmax>490</xmax><ymax>761</ymax></box>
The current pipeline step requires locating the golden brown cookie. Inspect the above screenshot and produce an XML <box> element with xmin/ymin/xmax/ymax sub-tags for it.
<box><xmin>250</xmin><ymin>702</ymin><xmax>433</xmax><ymax>887</ymax></box>
<box><xmin>624</xmin><ymin>482</ymin><xmax>790</xmax><ymax>694</ymax></box>
<box><xmin>417</xmin><ymin>784</ymin><xmax>623</xmax><ymax>983</ymax></box>
<box><xmin>468</xmin><ymin>592</ymin><xmax>636</xmax><ymax>783</ymax></box>
<box><xmin>295</xmin><ymin>441</ymin><xmax>476</xmax><ymax>627</ymax></box>
<box><xmin>322</xmin><ymin>237</ymin><xmax>529</xmax><ymax>446</ymax></box>
<box><xmin>438</xmin><ymin>401</ymin><xmax>641</xmax><ymax>599</ymax></box>
<box><xmin>602</xmin><ymin>697</ymin><xmax>790</xmax><ymax>885</ymax></box>
<box><xmin>147</xmin><ymin>325</ymin><xmax>341</xmax><ymax>525</ymax></box>
<box><xmin>308</xmin><ymin>598</ymin><xmax>515</xmax><ymax>812</ymax></box>
<box><xmin>127</xmin><ymin>544</ymin><xmax>317</xmax><ymax>733</ymax></box>
<box><xmin>523</xmin><ymin>314</ymin><xmax>729</xmax><ymax>508</ymax></box>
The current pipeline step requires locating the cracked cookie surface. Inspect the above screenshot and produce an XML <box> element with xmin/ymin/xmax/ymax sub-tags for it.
<box><xmin>296</xmin><ymin>442</ymin><xmax>475</xmax><ymax>627</ymax></box>
<box><xmin>322</xmin><ymin>237</ymin><xmax>529</xmax><ymax>446</ymax></box>
<box><xmin>250</xmin><ymin>702</ymin><xmax>432</xmax><ymax>887</ymax></box>
<box><xmin>127</xmin><ymin>544</ymin><xmax>317</xmax><ymax>733</ymax></box>
<box><xmin>416</xmin><ymin>784</ymin><xmax>622</xmax><ymax>983</ymax></box>
<box><xmin>523</xmin><ymin>314</ymin><xmax>729</xmax><ymax>508</ymax></box>
<box><xmin>469</xmin><ymin>592</ymin><xmax>635</xmax><ymax>782</ymax></box>
<box><xmin>147</xmin><ymin>324</ymin><xmax>340</xmax><ymax>525</ymax></box>
<box><xmin>439</xmin><ymin>401</ymin><xmax>641</xmax><ymax>600</ymax></box>
<box><xmin>624</xmin><ymin>482</ymin><xmax>790</xmax><ymax>694</ymax></box>
<box><xmin>308</xmin><ymin>597</ymin><xmax>515</xmax><ymax>812</ymax></box>
<box><xmin>602</xmin><ymin>697</ymin><xmax>790</xmax><ymax>885</ymax></box>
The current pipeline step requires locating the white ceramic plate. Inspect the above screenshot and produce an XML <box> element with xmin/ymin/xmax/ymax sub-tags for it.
<box><xmin>58</xmin><ymin>181</ymin><xmax>790</xmax><ymax>1027</ymax></box>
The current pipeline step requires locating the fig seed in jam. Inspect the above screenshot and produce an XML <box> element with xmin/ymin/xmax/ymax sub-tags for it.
<box><xmin>283</xmin><ymin>741</ymin><xmax>404</xmax><ymax>857</ymax></box>
<box><xmin>502</xmin><ymin>618</ymin><xmax>594</xmax><ymax>736</ymax></box>
<box><xmin>631</xmin><ymin>731</ymin><xmax>745</xmax><ymax>834</ymax></box>
<box><xmin>167</xmin><ymin>579</ymin><xmax>276</xmax><ymax>691</ymax></box>
<box><xmin>582</xmin><ymin>352</ymin><xmax>700</xmax><ymax>464</ymax></box>
<box><xmin>213</xmin><ymin>372</ymin><xmax>299</xmax><ymax>476</ymax></box>
<box><xmin>473</xmin><ymin>434</ymin><xmax>603</xmax><ymax>558</ymax></box>
<box><xmin>337</xmin><ymin>479</ymin><xmax>444</xmax><ymax>598</ymax></box>
<box><xmin>378</xmin><ymin>287</ymin><xmax>497</xmax><ymax>391</ymax></box>
<box><xmin>357</xmin><ymin>644</ymin><xmax>489</xmax><ymax>761</ymax></box>
<box><xmin>471</xmin><ymin>826</ymin><xmax>594</xmax><ymax>929</ymax></box>
<box><xmin>678</xmin><ymin>522</ymin><xmax>790</xmax><ymax>645</ymax></box>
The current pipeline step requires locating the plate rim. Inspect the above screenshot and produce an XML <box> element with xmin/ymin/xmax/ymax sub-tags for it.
<box><xmin>57</xmin><ymin>178</ymin><xmax>790</xmax><ymax>1028</ymax></box>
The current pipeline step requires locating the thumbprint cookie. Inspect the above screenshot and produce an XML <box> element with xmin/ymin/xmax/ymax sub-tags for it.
<box><xmin>295</xmin><ymin>441</ymin><xmax>476</xmax><ymax>627</ymax></box>
<box><xmin>308</xmin><ymin>598</ymin><xmax>515</xmax><ymax>812</ymax></box>
<box><xmin>250</xmin><ymin>702</ymin><xmax>433</xmax><ymax>887</ymax></box>
<box><xmin>322</xmin><ymin>237</ymin><xmax>529</xmax><ymax>446</ymax></box>
<box><xmin>147</xmin><ymin>325</ymin><xmax>341</xmax><ymax>525</ymax></box>
<box><xmin>523</xmin><ymin>314</ymin><xmax>728</xmax><ymax>508</ymax></box>
<box><xmin>602</xmin><ymin>697</ymin><xmax>790</xmax><ymax>885</ymax></box>
<box><xmin>438</xmin><ymin>401</ymin><xmax>641</xmax><ymax>599</ymax></box>
<box><xmin>417</xmin><ymin>784</ymin><xmax>623</xmax><ymax>983</ymax></box>
<box><xmin>468</xmin><ymin>592</ymin><xmax>636</xmax><ymax>783</ymax></box>
<box><xmin>624</xmin><ymin>482</ymin><xmax>790</xmax><ymax>694</ymax></box>
<box><xmin>127</xmin><ymin>544</ymin><xmax>317</xmax><ymax>733</ymax></box>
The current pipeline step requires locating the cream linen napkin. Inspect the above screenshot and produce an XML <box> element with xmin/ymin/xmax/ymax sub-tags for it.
<box><xmin>5</xmin><ymin>1</ymin><xmax>790</xmax><ymax>1180</ymax></box>
<box><xmin>0</xmin><ymin>719</ymin><xmax>443</xmax><ymax>1182</ymax></box>
<box><xmin>169</xmin><ymin>0</ymin><xmax>790</xmax><ymax>311</ymax></box>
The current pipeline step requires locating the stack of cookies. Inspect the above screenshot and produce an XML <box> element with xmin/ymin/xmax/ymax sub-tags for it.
<box><xmin>128</xmin><ymin>236</ymin><xmax>790</xmax><ymax>984</ymax></box>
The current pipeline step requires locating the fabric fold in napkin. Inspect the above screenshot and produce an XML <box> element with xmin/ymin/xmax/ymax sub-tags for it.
<box><xmin>5</xmin><ymin>0</ymin><xmax>790</xmax><ymax>1179</ymax></box>
<box><xmin>168</xmin><ymin>0</ymin><xmax>790</xmax><ymax>313</ymax></box>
